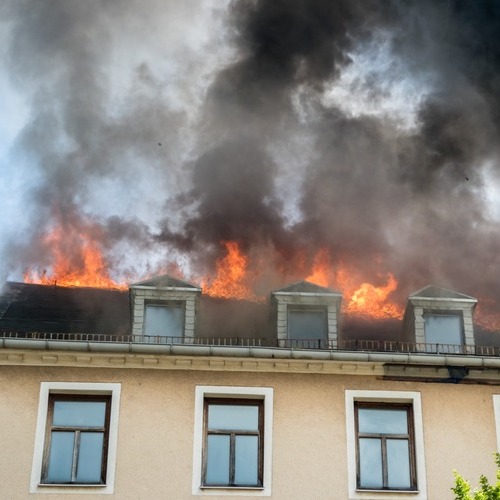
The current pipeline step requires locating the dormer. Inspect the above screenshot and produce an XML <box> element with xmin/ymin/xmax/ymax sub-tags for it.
<box><xmin>402</xmin><ymin>285</ymin><xmax>477</xmax><ymax>352</ymax></box>
<box><xmin>130</xmin><ymin>275</ymin><xmax>201</xmax><ymax>340</ymax></box>
<box><xmin>271</xmin><ymin>281</ymin><xmax>342</xmax><ymax>348</ymax></box>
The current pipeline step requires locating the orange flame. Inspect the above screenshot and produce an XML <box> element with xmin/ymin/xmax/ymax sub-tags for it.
<box><xmin>305</xmin><ymin>248</ymin><xmax>332</xmax><ymax>287</ymax></box>
<box><xmin>24</xmin><ymin>224</ymin><xmax>126</xmax><ymax>290</ymax></box>
<box><xmin>23</xmin><ymin>222</ymin><xmax>403</xmax><ymax>319</ymax></box>
<box><xmin>340</xmin><ymin>272</ymin><xmax>403</xmax><ymax>319</ymax></box>
<box><xmin>306</xmin><ymin>248</ymin><xmax>403</xmax><ymax>319</ymax></box>
<box><xmin>201</xmin><ymin>241</ymin><xmax>260</xmax><ymax>301</ymax></box>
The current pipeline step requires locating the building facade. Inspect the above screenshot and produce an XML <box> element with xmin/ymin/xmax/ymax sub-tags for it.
<box><xmin>0</xmin><ymin>278</ymin><xmax>499</xmax><ymax>499</ymax></box>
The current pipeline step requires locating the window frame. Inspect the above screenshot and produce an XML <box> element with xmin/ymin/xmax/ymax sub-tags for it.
<box><xmin>423</xmin><ymin>310</ymin><xmax>464</xmax><ymax>352</ymax></box>
<box><xmin>192</xmin><ymin>386</ymin><xmax>273</xmax><ymax>497</ymax></box>
<box><xmin>41</xmin><ymin>394</ymin><xmax>112</xmax><ymax>485</ymax></box>
<box><xmin>287</xmin><ymin>305</ymin><xmax>328</xmax><ymax>347</ymax></box>
<box><xmin>202</xmin><ymin>398</ymin><xmax>264</xmax><ymax>488</ymax></box>
<box><xmin>354</xmin><ymin>402</ymin><xmax>416</xmax><ymax>491</ymax></box>
<box><xmin>31</xmin><ymin>382</ymin><xmax>121</xmax><ymax>495</ymax></box>
<box><xmin>143</xmin><ymin>300</ymin><xmax>185</xmax><ymax>339</ymax></box>
<box><xmin>493</xmin><ymin>395</ymin><xmax>500</xmax><ymax>452</ymax></box>
<box><xmin>345</xmin><ymin>390</ymin><xmax>427</xmax><ymax>500</ymax></box>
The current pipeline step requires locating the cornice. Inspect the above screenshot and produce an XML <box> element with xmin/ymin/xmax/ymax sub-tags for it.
<box><xmin>0</xmin><ymin>348</ymin><xmax>385</xmax><ymax>376</ymax></box>
<box><xmin>1</xmin><ymin>347</ymin><xmax>500</xmax><ymax>383</ymax></box>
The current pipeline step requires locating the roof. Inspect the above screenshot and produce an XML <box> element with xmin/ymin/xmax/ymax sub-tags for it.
<box><xmin>0</xmin><ymin>280</ymin><xmax>487</xmax><ymax>342</ymax></box>
<box><xmin>409</xmin><ymin>285</ymin><xmax>477</xmax><ymax>302</ymax></box>
<box><xmin>0</xmin><ymin>282</ymin><xmax>129</xmax><ymax>335</ymax></box>
<box><xmin>131</xmin><ymin>274</ymin><xmax>200</xmax><ymax>290</ymax></box>
<box><xmin>272</xmin><ymin>280</ymin><xmax>341</xmax><ymax>295</ymax></box>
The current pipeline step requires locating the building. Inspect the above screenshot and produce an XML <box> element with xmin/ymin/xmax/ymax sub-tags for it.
<box><xmin>0</xmin><ymin>276</ymin><xmax>499</xmax><ymax>499</ymax></box>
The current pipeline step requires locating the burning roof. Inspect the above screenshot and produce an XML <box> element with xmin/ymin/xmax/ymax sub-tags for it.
<box><xmin>0</xmin><ymin>278</ymin><xmax>497</xmax><ymax>346</ymax></box>
<box><xmin>2</xmin><ymin>1</ymin><xmax>500</xmax><ymax>333</ymax></box>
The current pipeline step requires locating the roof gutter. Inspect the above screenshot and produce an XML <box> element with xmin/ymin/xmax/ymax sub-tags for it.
<box><xmin>0</xmin><ymin>338</ymin><xmax>497</xmax><ymax>368</ymax></box>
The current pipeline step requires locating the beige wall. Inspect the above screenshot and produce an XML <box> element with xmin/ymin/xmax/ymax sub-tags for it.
<box><xmin>0</xmin><ymin>364</ymin><xmax>498</xmax><ymax>499</ymax></box>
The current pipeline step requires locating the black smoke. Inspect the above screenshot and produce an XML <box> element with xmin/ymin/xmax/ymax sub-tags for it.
<box><xmin>2</xmin><ymin>0</ymin><xmax>500</xmax><ymax>328</ymax></box>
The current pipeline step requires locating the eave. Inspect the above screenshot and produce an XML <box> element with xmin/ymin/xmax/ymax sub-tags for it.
<box><xmin>2</xmin><ymin>342</ymin><xmax>500</xmax><ymax>383</ymax></box>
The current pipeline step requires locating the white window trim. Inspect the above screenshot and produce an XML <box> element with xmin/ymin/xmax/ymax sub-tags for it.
<box><xmin>345</xmin><ymin>390</ymin><xmax>427</xmax><ymax>500</ymax></box>
<box><xmin>30</xmin><ymin>382</ymin><xmax>121</xmax><ymax>495</ymax></box>
<box><xmin>493</xmin><ymin>395</ymin><xmax>500</xmax><ymax>451</ymax></box>
<box><xmin>192</xmin><ymin>386</ymin><xmax>273</xmax><ymax>496</ymax></box>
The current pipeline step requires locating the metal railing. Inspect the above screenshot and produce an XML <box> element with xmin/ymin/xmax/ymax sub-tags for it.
<box><xmin>0</xmin><ymin>330</ymin><xmax>499</xmax><ymax>356</ymax></box>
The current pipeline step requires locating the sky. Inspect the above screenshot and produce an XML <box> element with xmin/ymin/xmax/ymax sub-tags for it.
<box><xmin>1</xmin><ymin>0</ymin><xmax>500</xmax><ymax>327</ymax></box>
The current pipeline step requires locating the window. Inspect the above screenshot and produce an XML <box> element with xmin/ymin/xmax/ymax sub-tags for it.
<box><xmin>288</xmin><ymin>306</ymin><xmax>327</xmax><ymax>347</ymax></box>
<box><xmin>192</xmin><ymin>386</ymin><xmax>273</xmax><ymax>496</ymax></box>
<box><xmin>424</xmin><ymin>312</ymin><xmax>463</xmax><ymax>353</ymax></box>
<box><xmin>345</xmin><ymin>391</ymin><xmax>427</xmax><ymax>500</ymax></box>
<box><xmin>424</xmin><ymin>313</ymin><xmax>463</xmax><ymax>344</ymax></box>
<box><xmin>31</xmin><ymin>382</ymin><xmax>121</xmax><ymax>495</ymax></box>
<box><xmin>355</xmin><ymin>403</ymin><xmax>415</xmax><ymax>491</ymax></box>
<box><xmin>143</xmin><ymin>302</ymin><xmax>184</xmax><ymax>338</ymax></box>
<box><xmin>203</xmin><ymin>400</ymin><xmax>263</xmax><ymax>487</ymax></box>
<box><xmin>42</xmin><ymin>395</ymin><xmax>111</xmax><ymax>485</ymax></box>
<box><xmin>493</xmin><ymin>395</ymin><xmax>500</xmax><ymax>452</ymax></box>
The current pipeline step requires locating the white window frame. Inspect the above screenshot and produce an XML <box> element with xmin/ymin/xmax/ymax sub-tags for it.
<box><xmin>493</xmin><ymin>395</ymin><xmax>500</xmax><ymax>451</ymax></box>
<box><xmin>192</xmin><ymin>386</ymin><xmax>273</xmax><ymax>496</ymax></box>
<box><xmin>30</xmin><ymin>382</ymin><xmax>121</xmax><ymax>495</ymax></box>
<box><xmin>345</xmin><ymin>390</ymin><xmax>427</xmax><ymax>500</ymax></box>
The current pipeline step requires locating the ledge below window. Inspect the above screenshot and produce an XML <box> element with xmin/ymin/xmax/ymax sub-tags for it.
<box><xmin>200</xmin><ymin>486</ymin><xmax>265</xmax><ymax>490</ymax></box>
<box><xmin>356</xmin><ymin>489</ymin><xmax>421</xmax><ymax>494</ymax></box>
<box><xmin>38</xmin><ymin>484</ymin><xmax>106</xmax><ymax>488</ymax></box>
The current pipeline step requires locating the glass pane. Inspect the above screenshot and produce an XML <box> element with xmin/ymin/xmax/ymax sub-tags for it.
<box><xmin>425</xmin><ymin>314</ymin><xmax>462</xmax><ymax>345</ymax></box>
<box><xmin>359</xmin><ymin>438</ymin><xmax>383</xmax><ymax>489</ymax></box>
<box><xmin>76</xmin><ymin>432</ymin><xmax>104</xmax><ymax>483</ymax></box>
<box><xmin>53</xmin><ymin>401</ymin><xmax>106</xmax><ymax>427</ymax></box>
<box><xmin>387</xmin><ymin>439</ymin><xmax>411</xmax><ymax>489</ymax></box>
<box><xmin>235</xmin><ymin>435</ymin><xmax>259</xmax><ymax>485</ymax></box>
<box><xmin>358</xmin><ymin>408</ymin><xmax>408</xmax><ymax>434</ymax></box>
<box><xmin>46</xmin><ymin>431</ymin><xmax>74</xmax><ymax>483</ymax></box>
<box><xmin>288</xmin><ymin>310</ymin><xmax>327</xmax><ymax>341</ymax></box>
<box><xmin>144</xmin><ymin>305</ymin><xmax>183</xmax><ymax>336</ymax></box>
<box><xmin>208</xmin><ymin>405</ymin><xmax>259</xmax><ymax>431</ymax></box>
<box><xmin>205</xmin><ymin>435</ymin><xmax>230</xmax><ymax>485</ymax></box>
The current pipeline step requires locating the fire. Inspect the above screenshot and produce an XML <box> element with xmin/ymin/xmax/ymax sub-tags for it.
<box><xmin>24</xmin><ymin>224</ymin><xmax>126</xmax><ymax>290</ymax></box>
<box><xmin>305</xmin><ymin>248</ymin><xmax>332</xmax><ymax>287</ymax></box>
<box><xmin>306</xmin><ymin>249</ymin><xmax>403</xmax><ymax>319</ymax></box>
<box><xmin>340</xmin><ymin>271</ymin><xmax>403</xmax><ymax>319</ymax></box>
<box><xmin>202</xmin><ymin>244</ymin><xmax>403</xmax><ymax>317</ymax></box>
<box><xmin>23</xmin><ymin>221</ymin><xmax>404</xmax><ymax>319</ymax></box>
<box><xmin>202</xmin><ymin>241</ymin><xmax>260</xmax><ymax>301</ymax></box>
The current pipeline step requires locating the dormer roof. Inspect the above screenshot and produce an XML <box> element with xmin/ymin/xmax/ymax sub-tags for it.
<box><xmin>409</xmin><ymin>285</ymin><xmax>477</xmax><ymax>302</ymax></box>
<box><xmin>131</xmin><ymin>274</ymin><xmax>201</xmax><ymax>291</ymax></box>
<box><xmin>272</xmin><ymin>280</ymin><xmax>341</xmax><ymax>296</ymax></box>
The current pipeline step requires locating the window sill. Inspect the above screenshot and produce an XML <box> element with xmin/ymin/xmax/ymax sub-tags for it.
<box><xmin>201</xmin><ymin>486</ymin><xmax>264</xmax><ymax>490</ymax></box>
<box><xmin>195</xmin><ymin>484</ymin><xmax>270</xmax><ymax>496</ymax></box>
<box><xmin>38</xmin><ymin>483</ymin><xmax>106</xmax><ymax>488</ymax></box>
<box><xmin>33</xmin><ymin>483</ymin><xmax>113</xmax><ymax>495</ymax></box>
<box><xmin>356</xmin><ymin>489</ymin><xmax>420</xmax><ymax>494</ymax></box>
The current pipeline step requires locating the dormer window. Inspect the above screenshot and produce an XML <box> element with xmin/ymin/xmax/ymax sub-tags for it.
<box><xmin>288</xmin><ymin>306</ymin><xmax>327</xmax><ymax>347</ymax></box>
<box><xmin>402</xmin><ymin>285</ymin><xmax>477</xmax><ymax>353</ymax></box>
<box><xmin>272</xmin><ymin>281</ymin><xmax>342</xmax><ymax>349</ymax></box>
<box><xmin>143</xmin><ymin>302</ymin><xmax>184</xmax><ymax>338</ymax></box>
<box><xmin>130</xmin><ymin>275</ymin><xmax>201</xmax><ymax>342</ymax></box>
<box><xmin>424</xmin><ymin>312</ymin><xmax>463</xmax><ymax>346</ymax></box>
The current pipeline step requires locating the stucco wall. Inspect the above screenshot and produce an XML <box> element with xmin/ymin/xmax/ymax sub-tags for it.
<box><xmin>0</xmin><ymin>365</ymin><xmax>497</xmax><ymax>499</ymax></box>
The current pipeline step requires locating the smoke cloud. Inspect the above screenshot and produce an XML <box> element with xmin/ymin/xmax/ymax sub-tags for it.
<box><xmin>1</xmin><ymin>0</ymin><xmax>500</xmax><ymax>328</ymax></box>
